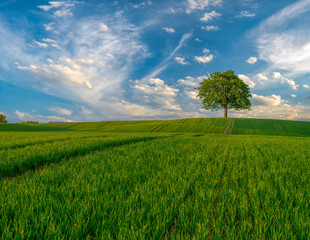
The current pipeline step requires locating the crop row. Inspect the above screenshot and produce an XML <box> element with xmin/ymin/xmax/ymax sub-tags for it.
<box><xmin>0</xmin><ymin>134</ymin><xmax>160</xmax><ymax>179</ymax></box>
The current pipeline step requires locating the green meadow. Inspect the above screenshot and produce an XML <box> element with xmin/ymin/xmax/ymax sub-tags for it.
<box><xmin>0</xmin><ymin>118</ymin><xmax>309</xmax><ymax>239</ymax></box>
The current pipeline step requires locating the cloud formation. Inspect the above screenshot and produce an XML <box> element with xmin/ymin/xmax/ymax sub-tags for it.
<box><xmin>186</xmin><ymin>0</ymin><xmax>222</xmax><ymax>13</ymax></box>
<box><xmin>236</xmin><ymin>11</ymin><xmax>255</xmax><ymax>18</ymax></box>
<box><xmin>132</xmin><ymin>78</ymin><xmax>181</xmax><ymax>110</ymax></box>
<box><xmin>38</xmin><ymin>1</ymin><xmax>76</xmax><ymax>17</ymax></box>
<box><xmin>200</xmin><ymin>11</ymin><xmax>221</xmax><ymax>22</ymax></box>
<box><xmin>175</xmin><ymin>57</ymin><xmax>189</xmax><ymax>65</ymax></box>
<box><xmin>246</xmin><ymin>56</ymin><xmax>257</xmax><ymax>64</ymax></box>
<box><xmin>163</xmin><ymin>27</ymin><xmax>175</xmax><ymax>33</ymax></box>
<box><xmin>254</xmin><ymin>0</ymin><xmax>310</xmax><ymax>77</ymax></box>
<box><xmin>201</xmin><ymin>25</ymin><xmax>219</xmax><ymax>31</ymax></box>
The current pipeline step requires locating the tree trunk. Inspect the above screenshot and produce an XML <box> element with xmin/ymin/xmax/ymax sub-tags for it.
<box><xmin>224</xmin><ymin>107</ymin><xmax>227</xmax><ymax>118</ymax></box>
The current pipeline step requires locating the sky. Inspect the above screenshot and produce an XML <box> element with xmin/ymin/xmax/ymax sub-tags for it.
<box><xmin>0</xmin><ymin>0</ymin><xmax>310</xmax><ymax>123</ymax></box>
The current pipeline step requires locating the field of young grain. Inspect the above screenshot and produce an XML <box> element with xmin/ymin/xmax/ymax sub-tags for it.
<box><xmin>0</xmin><ymin>122</ymin><xmax>309</xmax><ymax>239</ymax></box>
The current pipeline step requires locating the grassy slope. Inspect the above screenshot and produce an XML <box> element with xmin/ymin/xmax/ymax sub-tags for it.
<box><xmin>1</xmin><ymin>118</ymin><xmax>309</xmax><ymax>136</ymax></box>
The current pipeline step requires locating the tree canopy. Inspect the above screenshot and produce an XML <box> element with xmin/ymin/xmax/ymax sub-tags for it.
<box><xmin>195</xmin><ymin>70</ymin><xmax>252</xmax><ymax>118</ymax></box>
<box><xmin>0</xmin><ymin>114</ymin><xmax>8</xmax><ymax>123</ymax></box>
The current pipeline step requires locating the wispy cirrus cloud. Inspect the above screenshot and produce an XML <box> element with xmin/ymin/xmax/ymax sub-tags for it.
<box><xmin>236</xmin><ymin>10</ymin><xmax>255</xmax><ymax>18</ymax></box>
<box><xmin>200</xmin><ymin>11</ymin><xmax>221</xmax><ymax>22</ymax></box>
<box><xmin>38</xmin><ymin>1</ymin><xmax>76</xmax><ymax>17</ymax></box>
<box><xmin>201</xmin><ymin>25</ymin><xmax>219</xmax><ymax>31</ymax></box>
<box><xmin>175</xmin><ymin>56</ymin><xmax>189</xmax><ymax>65</ymax></box>
<box><xmin>186</xmin><ymin>0</ymin><xmax>222</xmax><ymax>13</ymax></box>
<box><xmin>253</xmin><ymin>0</ymin><xmax>310</xmax><ymax>77</ymax></box>
<box><xmin>142</xmin><ymin>32</ymin><xmax>192</xmax><ymax>80</ymax></box>
<box><xmin>10</xmin><ymin>13</ymin><xmax>151</xmax><ymax>119</ymax></box>
<box><xmin>163</xmin><ymin>27</ymin><xmax>175</xmax><ymax>33</ymax></box>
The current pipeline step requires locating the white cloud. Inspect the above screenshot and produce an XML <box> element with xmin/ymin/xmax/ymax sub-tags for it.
<box><xmin>194</xmin><ymin>48</ymin><xmax>213</xmax><ymax>63</ymax></box>
<box><xmin>44</xmin><ymin>22</ymin><xmax>55</xmax><ymax>31</ymax></box>
<box><xmin>42</xmin><ymin>38</ymin><xmax>61</xmax><ymax>49</ymax></box>
<box><xmin>38</xmin><ymin>2</ymin><xmax>71</xmax><ymax>11</ymax></box>
<box><xmin>186</xmin><ymin>0</ymin><xmax>222</xmax><ymax>13</ymax></box>
<box><xmin>194</xmin><ymin>48</ymin><xmax>214</xmax><ymax>63</ymax></box>
<box><xmin>132</xmin><ymin>1</ymin><xmax>152</xmax><ymax>8</ymax></box>
<box><xmin>163</xmin><ymin>27</ymin><xmax>175</xmax><ymax>33</ymax></box>
<box><xmin>303</xmin><ymin>84</ymin><xmax>310</xmax><ymax>89</ymax></box>
<box><xmin>32</xmin><ymin>38</ymin><xmax>60</xmax><ymax>49</ymax></box>
<box><xmin>281</xmin><ymin>78</ymin><xmax>298</xmax><ymax>90</ymax></box>
<box><xmin>203</xmin><ymin>48</ymin><xmax>210</xmax><ymax>53</ymax></box>
<box><xmin>175</xmin><ymin>57</ymin><xmax>189</xmax><ymax>65</ymax></box>
<box><xmin>184</xmin><ymin>90</ymin><xmax>199</xmax><ymax>100</ymax></box>
<box><xmin>254</xmin><ymin>0</ymin><xmax>310</xmax><ymax>77</ymax></box>
<box><xmin>178</xmin><ymin>75</ymin><xmax>208</xmax><ymax>87</ymax></box>
<box><xmin>12</xmin><ymin>15</ymin><xmax>154</xmax><ymax>121</ymax></box>
<box><xmin>231</xmin><ymin>94</ymin><xmax>310</xmax><ymax>120</ymax></box>
<box><xmin>16</xmin><ymin>110</ymin><xmax>73</xmax><ymax>122</ymax></box>
<box><xmin>238</xmin><ymin>74</ymin><xmax>256</xmax><ymax>88</ymax></box>
<box><xmin>99</xmin><ymin>23</ymin><xmax>109</xmax><ymax>32</ymax></box>
<box><xmin>38</xmin><ymin>1</ymin><xmax>76</xmax><ymax>17</ymax></box>
<box><xmin>18</xmin><ymin>57</ymin><xmax>94</xmax><ymax>89</ymax></box>
<box><xmin>236</xmin><ymin>11</ymin><xmax>256</xmax><ymax>18</ymax></box>
<box><xmin>195</xmin><ymin>38</ymin><xmax>202</xmax><ymax>42</ymax></box>
<box><xmin>272</xmin><ymin>72</ymin><xmax>282</xmax><ymax>79</ymax></box>
<box><xmin>142</xmin><ymin>32</ymin><xmax>192</xmax><ymax>80</ymax></box>
<box><xmin>256</xmin><ymin>73</ymin><xmax>268</xmax><ymax>82</ymax></box>
<box><xmin>106</xmin><ymin>53</ymin><xmax>115</xmax><ymax>59</ymax></box>
<box><xmin>54</xmin><ymin>9</ymin><xmax>73</xmax><ymax>17</ymax></box>
<box><xmin>291</xmin><ymin>94</ymin><xmax>297</xmax><ymax>97</ymax></box>
<box><xmin>48</xmin><ymin>107</ymin><xmax>72</xmax><ymax>116</ymax></box>
<box><xmin>200</xmin><ymin>11</ymin><xmax>221</xmax><ymax>22</ymax></box>
<box><xmin>132</xmin><ymin>78</ymin><xmax>181</xmax><ymax>110</ymax></box>
<box><xmin>201</xmin><ymin>25</ymin><xmax>219</xmax><ymax>31</ymax></box>
<box><xmin>252</xmin><ymin>94</ymin><xmax>285</xmax><ymax>107</ymax></box>
<box><xmin>246</xmin><ymin>56</ymin><xmax>257</xmax><ymax>64</ymax></box>
<box><xmin>32</xmin><ymin>40</ymin><xmax>48</xmax><ymax>48</ymax></box>
<box><xmin>80</xmin><ymin>106</ymin><xmax>93</xmax><ymax>115</ymax></box>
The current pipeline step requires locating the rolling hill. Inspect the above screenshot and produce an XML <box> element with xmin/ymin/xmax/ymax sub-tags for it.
<box><xmin>1</xmin><ymin>118</ymin><xmax>310</xmax><ymax>137</ymax></box>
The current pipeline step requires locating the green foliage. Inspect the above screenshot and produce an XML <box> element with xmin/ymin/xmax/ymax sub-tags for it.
<box><xmin>0</xmin><ymin>133</ymin><xmax>309</xmax><ymax>239</ymax></box>
<box><xmin>195</xmin><ymin>70</ymin><xmax>252</xmax><ymax>117</ymax></box>
<box><xmin>21</xmin><ymin>120</ymin><xmax>39</xmax><ymax>124</ymax></box>
<box><xmin>0</xmin><ymin>114</ymin><xmax>7</xmax><ymax>123</ymax></box>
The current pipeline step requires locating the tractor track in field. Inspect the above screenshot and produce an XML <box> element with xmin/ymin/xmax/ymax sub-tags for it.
<box><xmin>243</xmin><ymin>146</ymin><xmax>255</xmax><ymax>238</ymax></box>
<box><xmin>253</xmin><ymin>144</ymin><xmax>299</xmax><ymax>239</ymax></box>
<box><xmin>229</xmin><ymin>119</ymin><xmax>234</xmax><ymax>135</ymax></box>
<box><xmin>167</xmin><ymin>187</ymin><xmax>194</xmax><ymax>239</ymax></box>
<box><xmin>0</xmin><ymin>135</ymin><xmax>110</xmax><ymax>151</ymax></box>
<box><xmin>168</xmin><ymin>143</ymin><xmax>222</xmax><ymax>239</ymax></box>
<box><xmin>207</xmin><ymin>146</ymin><xmax>230</xmax><ymax>239</ymax></box>
<box><xmin>223</xmin><ymin>159</ymin><xmax>236</xmax><ymax>239</ymax></box>
<box><xmin>151</xmin><ymin>123</ymin><xmax>168</xmax><ymax>133</ymax></box>
<box><xmin>3</xmin><ymin>137</ymin><xmax>163</xmax><ymax>181</ymax></box>
<box><xmin>272</xmin><ymin>120</ymin><xmax>284</xmax><ymax>133</ymax></box>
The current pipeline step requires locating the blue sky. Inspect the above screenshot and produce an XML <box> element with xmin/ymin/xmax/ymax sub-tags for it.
<box><xmin>1</xmin><ymin>0</ymin><xmax>310</xmax><ymax>122</ymax></box>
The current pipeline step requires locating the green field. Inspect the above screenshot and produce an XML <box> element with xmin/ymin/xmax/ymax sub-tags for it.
<box><xmin>0</xmin><ymin>118</ymin><xmax>310</xmax><ymax>239</ymax></box>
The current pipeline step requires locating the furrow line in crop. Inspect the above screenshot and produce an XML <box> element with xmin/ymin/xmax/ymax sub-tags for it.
<box><xmin>0</xmin><ymin>135</ymin><xmax>109</xmax><ymax>151</ymax></box>
<box><xmin>151</xmin><ymin>124</ymin><xmax>165</xmax><ymax>133</ymax></box>
<box><xmin>243</xmin><ymin>145</ymin><xmax>255</xmax><ymax>238</ymax></box>
<box><xmin>1</xmin><ymin>136</ymin><xmax>163</xmax><ymax>180</ymax></box>
<box><xmin>155</xmin><ymin>124</ymin><xmax>168</xmax><ymax>133</ymax></box>
<box><xmin>167</xmin><ymin>186</ymin><xmax>194</xmax><ymax>239</ymax></box>
<box><xmin>275</xmin><ymin>120</ymin><xmax>284</xmax><ymax>133</ymax></box>
<box><xmin>207</xmin><ymin>146</ymin><xmax>230</xmax><ymax>239</ymax></box>
<box><xmin>272</xmin><ymin>120</ymin><xmax>281</xmax><ymax>132</ymax></box>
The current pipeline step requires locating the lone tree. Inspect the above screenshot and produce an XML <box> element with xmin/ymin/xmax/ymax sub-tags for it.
<box><xmin>0</xmin><ymin>114</ymin><xmax>8</xmax><ymax>123</ymax></box>
<box><xmin>195</xmin><ymin>70</ymin><xmax>252</xmax><ymax>118</ymax></box>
